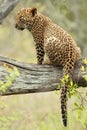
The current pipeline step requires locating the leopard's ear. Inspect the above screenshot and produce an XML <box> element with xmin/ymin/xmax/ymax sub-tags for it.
<box><xmin>31</xmin><ymin>7</ymin><xmax>37</xmax><ymax>17</ymax></box>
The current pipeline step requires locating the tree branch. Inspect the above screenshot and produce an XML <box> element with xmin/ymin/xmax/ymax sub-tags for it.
<box><xmin>0</xmin><ymin>56</ymin><xmax>86</xmax><ymax>96</ymax></box>
<box><xmin>0</xmin><ymin>0</ymin><xmax>20</xmax><ymax>23</ymax></box>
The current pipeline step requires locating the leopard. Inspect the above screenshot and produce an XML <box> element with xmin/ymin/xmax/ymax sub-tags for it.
<box><xmin>15</xmin><ymin>7</ymin><xmax>81</xmax><ymax>127</ymax></box>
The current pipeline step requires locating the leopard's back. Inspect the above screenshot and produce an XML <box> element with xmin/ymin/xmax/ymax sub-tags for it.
<box><xmin>44</xmin><ymin>23</ymin><xmax>81</xmax><ymax>66</ymax></box>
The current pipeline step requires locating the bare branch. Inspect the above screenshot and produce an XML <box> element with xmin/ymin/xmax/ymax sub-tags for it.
<box><xmin>0</xmin><ymin>0</ymin><xmax>20</xmax><ymax>23</ymax></box>
<box><xmin>0</xmin><ymin>56</ymin><xmax>86</xmax><ymax>96</ymax></box>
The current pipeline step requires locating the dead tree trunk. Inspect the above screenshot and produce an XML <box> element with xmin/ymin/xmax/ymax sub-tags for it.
<box><xmin>0</xmin><ymin>56</ymin><xmax>87</xmax><ymax>96</ymax></box>
<box><xmin>0</xmin><ymin>0</ymin><xmax>20</xmax><ymax>23</ymax></box>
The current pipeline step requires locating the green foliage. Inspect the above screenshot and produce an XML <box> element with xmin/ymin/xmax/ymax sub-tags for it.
<box><xmin>81</xmin><ymin>58</ymin><xmax>87</xmax><ymax>81</ymax></box>
<box><xmin>72</xmin><ymin>59</ymin><xmax>87</xmax><ymax>128</ymax></box>
<box><xmin>74</xmin><ymin>90</ymin><xmax>87</xmax><ymax>128</ymax></box>
<box><xmin>61</xmin><ymin>74</ymin><xmax>69</xmax><ymax>85</ymax></box>
<box><xmin>68</xmin><ymin>81</ymin><xmax>77</xmax><ymax>98</ymax></box>
<box><xmin>0</xmin><ymin>111</ymin><xmax>21</xmax><ymax>130</ymax></box>
<box><xmin>55</xmin><ymin>65</ymin><xmax>87</xmax><ymax>128</ymax></box>
<box><xmin>58</xmin><ymin>74</ymin><xmax>77</xmax><ymax>98</ymax></box>
<box><xmin>0</xmin><ymin>98</ymin><xmax>21</xmax><ymax>130</ymax></box>
<box><xmin>0</xmin><ymin>63</ymin><xmax>20</xmax><ymax>94</ymax></box>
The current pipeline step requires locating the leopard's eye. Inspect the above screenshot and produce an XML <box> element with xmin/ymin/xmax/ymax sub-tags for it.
<box><xmin>20</xmin><ymin>16</ymin><xmax>25</xmax><ymax>22</ymax></box>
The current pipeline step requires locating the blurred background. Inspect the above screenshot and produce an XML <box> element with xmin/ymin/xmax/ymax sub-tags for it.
<box><xmin>0</xmin><ymin>0</ymin><xmax>87</xmax><ymax>130</ymax></box>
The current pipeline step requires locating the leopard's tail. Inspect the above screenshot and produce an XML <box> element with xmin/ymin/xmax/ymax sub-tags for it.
<box><xmin>61</xmin><ymin>84</ymin><xmax>68</xmax><ymax>127</ymax></box>
<box><xmin>60</xmin><ymin>60</ymin><xmax>75</xmax><ymax>127</ymax></box>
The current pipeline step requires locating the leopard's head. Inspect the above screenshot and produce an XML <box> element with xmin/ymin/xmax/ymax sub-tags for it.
<box><xmin>15</xmin><ymin>7</ymin><xmax>37</xmax><ymax>31</ymax></box>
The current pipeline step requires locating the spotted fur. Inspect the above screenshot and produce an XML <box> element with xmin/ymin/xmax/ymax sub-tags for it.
<box><xmin>15</xmin><ymin>7</ymin><xmax>81</xmax><ymax>126</ymax></box>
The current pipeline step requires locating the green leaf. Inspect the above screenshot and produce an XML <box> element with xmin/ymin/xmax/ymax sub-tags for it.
<box><xmin>54</xmin><ymin>90</ymin><xmax>59</xmax><ymax>95</ymax></box>
<box><xmin>84</xmin><ymin>75</ymin><xmax>87</xmax><ymax>81</ymax></box>
<box><xmin>86</xmin><ymin>92</ymin><xmax>87</xmax><ymax>96</ymax></box>
<box><xmin>81</xmin><ymin>66</ymin><xmax>85</xmax><ymax>71</ymax></box>
<box><xmin>74</xmin><ymin>102</ymin><xmax>79</xmax><ymax>107</ymax></box>
<box><xmin>83</xmin><ymin>58</ymin><xmax>87</xmax><ymax>65</ymax></box>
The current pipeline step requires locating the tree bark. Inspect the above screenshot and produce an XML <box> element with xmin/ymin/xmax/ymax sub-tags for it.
<box><xmin>0</xmin><ymin>56</ymin><xmax>86</xmax><ymax>96</ymax></box>
<box><xmin>0</xmin><ymin>0</ymin><xmax>20</xmax><ymax>23</ymax></box>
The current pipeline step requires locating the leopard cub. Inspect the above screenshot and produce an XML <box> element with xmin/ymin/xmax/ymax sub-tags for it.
<box><xmin>15</xmin><ymin>7</ymin><xmax>81</xmax><ymax>126</ymax></box>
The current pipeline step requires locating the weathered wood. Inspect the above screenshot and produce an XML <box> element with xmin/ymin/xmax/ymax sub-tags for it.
<box><xmin>0</xmin><ymin>56</ymin><xmax>86</xmax><ymax>96</ymax></box>
<box><xmin>0</xmin><ymin>0</ymin><xmax>20</xmax><ymax>23</ymax></box>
